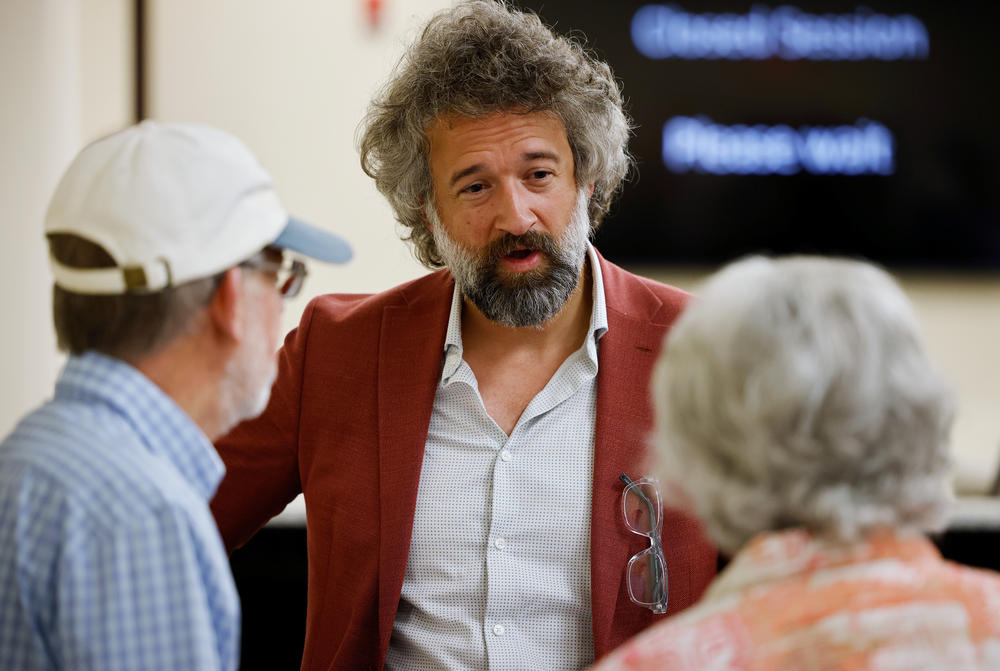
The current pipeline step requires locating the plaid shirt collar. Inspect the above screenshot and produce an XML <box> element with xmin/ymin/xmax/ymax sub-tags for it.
<box><xmin>55</xmin><ymin>351</ymin><xmax>224</xmax><ymax>501</ymax></box>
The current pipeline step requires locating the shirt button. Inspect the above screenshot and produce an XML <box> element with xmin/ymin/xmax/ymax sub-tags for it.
<box><xmin>494</xmin><ymin>537</ymin><xmax>507</xmax><ymax>550</ymax></box>
<box><xmin>493</xmin><ymin>624</ymin><xmax>505</xmax><ymax>636</ymax></box>
<box><xmin>500</xmin><ymin>449</ymin><xmax>512</xmax><ymax>462</ymax></box>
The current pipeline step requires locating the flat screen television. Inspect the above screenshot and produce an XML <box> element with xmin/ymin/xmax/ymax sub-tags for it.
<box><xmin>519</xmin><ymin>1</ymin><xmax>1000</xmax><ymax>268</ymax></box>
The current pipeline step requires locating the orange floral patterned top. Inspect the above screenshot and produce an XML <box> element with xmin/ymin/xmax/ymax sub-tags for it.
<box><xmin>590</xmin><ymin>528</ymin><xmax>1000</xmax><ymax>671</ymax></box>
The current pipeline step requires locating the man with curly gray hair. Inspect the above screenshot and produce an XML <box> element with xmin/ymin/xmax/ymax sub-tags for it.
<box><xmin>212</xmin><ymin>2</ymin><xmax>716</xmax><ymax>669</ymax></box>
<box><xmin>593</xmin><ymin>256</ymin><xmax>1000</xmax><ymax>670</ymax></box>
<box><xmin>359</xmin><ymin>0</ymin><xmax>630</xmax><ymax>273</ymax></box>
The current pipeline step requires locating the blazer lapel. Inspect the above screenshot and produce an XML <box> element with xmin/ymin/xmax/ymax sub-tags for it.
<box><xmin>590</xmin><ymin>256</ymin><xmax>676</xmax><ymax>653</ymax></box>
<box><xmin>376</xmin><ymin>271</ymin><xmax>453</xmax><ymax>656</ymax></box>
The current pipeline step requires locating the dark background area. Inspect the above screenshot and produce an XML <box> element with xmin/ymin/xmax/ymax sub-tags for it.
<box><xmin>517</xmin><ymin>0</ymin><xmax>1000</xmax><ymax>269</ymax></box>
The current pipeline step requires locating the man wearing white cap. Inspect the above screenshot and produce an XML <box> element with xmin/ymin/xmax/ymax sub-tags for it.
<box><xmin>0</xmin><ymin>121</ymin><xmax>351</xmax><ymax>670</ymax></box>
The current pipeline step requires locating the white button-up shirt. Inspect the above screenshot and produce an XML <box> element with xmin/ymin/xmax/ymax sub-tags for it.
<box><xmin>386</xmin><ymin>245</ymin><xmax>609</xmax><ymax>670</ymax></box>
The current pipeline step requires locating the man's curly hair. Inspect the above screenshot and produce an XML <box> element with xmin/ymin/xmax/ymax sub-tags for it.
<box><xmin>358</xmin><ymin>0</ymin><xmax>633</xmax><ymax>269</ymax></box>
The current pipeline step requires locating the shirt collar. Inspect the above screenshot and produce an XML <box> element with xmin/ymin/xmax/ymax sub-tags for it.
<box><xmin>55</xmin><ymin>351</ymin><xmax>225</xmax><ymax>501</ymax></box>
<box><xmin>440</xmin><ymin>243</ymin><xmax>609</xmax><ymax>384</ymax></box>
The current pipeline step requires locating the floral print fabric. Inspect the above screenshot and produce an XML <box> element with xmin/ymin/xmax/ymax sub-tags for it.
<box><xmin>591</xmin><ymin>529</ymin><xmax>1000</xmax><ymax>671</ymax></box>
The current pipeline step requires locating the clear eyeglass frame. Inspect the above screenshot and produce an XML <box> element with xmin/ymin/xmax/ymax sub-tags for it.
<box><xmin>620</xmin><ymin>473</ymin><xmax>668</xmax><ymax>614</ymax></box>
<box><xmin>241</xmin><ymin>255</ymin><xmax>308</xmax><ymax>299</ymax></box>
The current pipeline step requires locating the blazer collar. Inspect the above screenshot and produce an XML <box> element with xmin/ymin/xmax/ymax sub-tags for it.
<box><xmin>376</xmin><ymin>269</ymin><xmax>453</xmax><ymax>658</ymax></box>
<box><xmin>590</xmin><ymin>252</ymin><xmax>674</xmax><ymax>652</ymax></box>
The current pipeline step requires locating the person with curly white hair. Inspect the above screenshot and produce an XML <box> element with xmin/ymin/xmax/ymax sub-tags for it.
<box><xmin>592</xmin><ymin>255</ymin><xmax>1000</xmax><ymax>670</ymax></box>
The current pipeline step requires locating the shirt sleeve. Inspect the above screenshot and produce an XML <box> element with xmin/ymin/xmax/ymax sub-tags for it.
<box><xmin>54</xmin><ymin>503</ymin><xmax>239</xmax><ymax>671</ymax></box>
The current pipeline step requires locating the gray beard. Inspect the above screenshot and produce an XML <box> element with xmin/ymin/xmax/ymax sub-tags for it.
<box><xmin>431</xmin><ymin>190</ymin><xmax>591</xmax><ymax>328</ymax></box>
<box><xmin>216</xmin><ymin>291</ymin><xmax>278</xmax><ymax>437</ymax></box>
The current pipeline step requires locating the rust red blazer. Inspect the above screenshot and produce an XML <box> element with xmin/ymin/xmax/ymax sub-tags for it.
<box><xmin>212</xmin><ymin>252</ymin><xmax>716</xmax><ymax>670</ymax></box>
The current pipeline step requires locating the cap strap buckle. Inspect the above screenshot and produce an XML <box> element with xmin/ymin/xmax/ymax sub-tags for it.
<box><xmin>49</xmin><ymin>256</ymin><xmax>173</xmax><ymax>295</ymax></box>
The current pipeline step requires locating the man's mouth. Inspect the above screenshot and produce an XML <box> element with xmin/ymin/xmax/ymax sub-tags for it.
<box><xmin>499</xmin><ymin>245</ymin><xmax>543</xmax><ymax>272</ymax></box>
<box><xmin>505</xmin><ymin>247</ymin><xmax>535</xmax><ymax>260</ymax></box>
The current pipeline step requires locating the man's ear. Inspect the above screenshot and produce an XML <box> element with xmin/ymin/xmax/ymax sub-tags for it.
<box><xmin>586</xmin><ymin>183</ymin><xmax>595</xmax><ymax>198</ymax></box>
<box><xmin>208</xmin><ymin>267</ymin><xmax>243</xmax><ymax>343</ymax></box>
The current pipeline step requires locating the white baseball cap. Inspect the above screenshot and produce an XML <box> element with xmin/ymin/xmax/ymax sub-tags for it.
<box><xmin>45</xmin><ymin>120</ymin><xmax>352</xmax><ymax>294</ymax></box>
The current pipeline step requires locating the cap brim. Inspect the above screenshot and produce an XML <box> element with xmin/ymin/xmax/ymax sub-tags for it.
<box><xmin>273</xmin><ymin>216</ymin><xmax>353</xmax><ymax>264</ymax></box>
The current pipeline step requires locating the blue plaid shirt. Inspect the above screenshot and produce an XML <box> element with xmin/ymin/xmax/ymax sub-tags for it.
<box><xmin>0</xmin><ymin>352</ymin><xmax>240</xmax><ymax>670</ymax></box>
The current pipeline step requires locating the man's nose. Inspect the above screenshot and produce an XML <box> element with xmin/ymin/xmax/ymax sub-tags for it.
<box><xmin>494</xmin><ymin>183</ymin><xmax>537</xmax><ymax>236</ymax></box>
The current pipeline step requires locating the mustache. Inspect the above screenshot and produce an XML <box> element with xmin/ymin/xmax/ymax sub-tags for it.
<box><xmin>482</xmin><ymin>231</ymin><xmax>559</xmax><ymax>265</ymax></box>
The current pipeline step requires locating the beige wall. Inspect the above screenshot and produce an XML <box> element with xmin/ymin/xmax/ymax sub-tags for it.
<box><xmin>907</xmin><ymin>274</ymin><xmax>1000</xmax><ymax>493</ymax></box>
<box><xmin>81</xmin><ymin>0</ymin><xmax>134</xmax><ymax>141</ymax></box>
<box><xmin>0</xmin><ymin>1</ymin><xmax>80</xmax><ymax>436</ymax></box>
<box><xmin>0</xmin><ymin>0</ymin><xmax>133</xmax><ymax>437</ymax></box>
<box><xmin>145</xmin><ymin>0</ymin><xmax>444</xmax><ymax>338</ymax></box>
<box><xmin>2</xmin><ymin>2</ymin><xmax>998</xmax><ymax>493</ymax></box>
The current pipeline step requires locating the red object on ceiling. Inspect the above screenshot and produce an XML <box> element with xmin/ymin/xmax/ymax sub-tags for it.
<box><xmin>366</xmin><ymin>0</ymin><xmax>383</xmax><ymax>30</ymax></box>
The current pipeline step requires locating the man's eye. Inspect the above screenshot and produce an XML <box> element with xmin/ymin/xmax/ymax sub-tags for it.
<box><xmin>462</xmin><ymin>183</ymin><xmax>485</xmax><ymax>194</ymax></box>
<box><xmin>531</xmin><ymin>170</ymin><xmax>552</xmax><ymax>180</ymax></box>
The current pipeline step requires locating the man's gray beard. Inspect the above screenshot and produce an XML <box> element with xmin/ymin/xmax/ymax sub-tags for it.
<box><xmin>430</xmin><ymin>189</ymin><xmax>591</xmax><ymax>328</ymax></box>
<box><xmin>216</xmin><ymin>295</ymin><xmax>279</xmax><ymax>436</ymax></box>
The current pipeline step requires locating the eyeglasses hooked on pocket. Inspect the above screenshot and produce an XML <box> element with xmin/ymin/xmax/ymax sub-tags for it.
<box><xmin>620</xmin><ymin>473</ymin><xmax>668</xmax><ymax>614</ymax></box>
